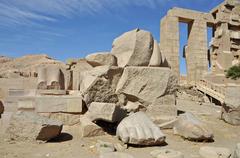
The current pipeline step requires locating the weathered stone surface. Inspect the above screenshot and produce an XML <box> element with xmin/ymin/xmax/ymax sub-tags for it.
<box><xmin>116</xmin><ymin>112</ymin><xmax>166</xmax><ymax>146</ymax></box>
<box><xmin>149</xmin><ymin>40</ymin><xmax>162</xmax><ymax>67</ymax></box>
<box><xmin>159</xmin><ymin>119</ymin><xmax>178</xmax><ymax>130</ymax></box>
<box><xmin>173</xmin><ymin>113</ymin><xmax>213</xmax><ymax>140</ymax></box>
<box><xmin>20</xmin><ymin>96</ymin><xmax>85</xmax><ymax>113</ymax></box>
<box><xmin>86</xmin><ymin>52</ymin><xmax>117</xmax><ymax>67</ymax></box>
<box><xmin>0</xmin><ymin>56</ymin><xmax>12</xmax><ymax>65</ymax></box>
<box><xmin>116</xmin><ymin>67</ymin><xmax>178</xmax><ymax>104</ymax></box>
<box><xmin>6</xmin><ymin>111</ymin><xmax>63</xmax><ymax>142</ymax></box>
<box><xmin>114</xmin><ymin>143</ymin><xmax>128</xmax><ymax>152</ymax></box>
<box><xmin>222</xmin><ymin>86</ymin><xmax>240</xmax><ymax>125</ymax></box>
<box><xmin>86</xmin><ymin>102</ymin><xmax>126</xmax><ymax>123</ymax></box>
<box><xmin>71</xmin><ymin>59</ymin><xmax>93</xmax><ymax>90</ymax></box>
<box><xmin>232</xmin><ymin>143</ymin><xmax>240</xmax><ymax>158</ymax></box>
<box><xmin>100</xmin><ymin>152</ymin><xmax>134</xmax><ymax>158</ymax></box>
<box><xmin>199</xmin><ymin>146</ymin><xmax>231</xmax><ymax>158</ymax></box>
<box><xmin>79</xmin><ymin>116</ymin><xmax>104</xmax><ymax>137</ymax></box>
<box><xmin>0</xmin><ymin>100</ymin><xmax>4</xmax><ymax>116</ymax></box>
<box><xmin>39</xmin><ymin>113</ymin><xmax>80</xmax><ymax>126</ymax></box>
<box><xmin>0</xmin><ymin>54</ymin><xmax>65</xmax><ymax>79</ymax></box>
<box><xmin>96</xmin><ymin>140</ymin><xmax>115</xmax><ymax>154</ymax></box>
<box><xmin>146</xmin><ymin>95</ymin><xmax>177</xmax><ymax>126</ymax></box>
<box><xmin>150</xmin><ymin>149</ymin><xmax>184</xmax><ymax>158</ymax></box>
<box><xmin>111</xmin><ymin>29</ymin><xmax>154</xmax><ymax>67</ymax></box>
<box><xmin>123</xmin><ymin>101</ymin><xmax>142</xmax><ymax>113</ymax></box>
<box><xmin>80</xmin><ymin>66</ymin><xmax>123</xmax><ymax>106</ymax></box>
<box><xmin>37</xmin><ymin>65</ymin><xmax>65</xmax><ymax>90</ymax></box>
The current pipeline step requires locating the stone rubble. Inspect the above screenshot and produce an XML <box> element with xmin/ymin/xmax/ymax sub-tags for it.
<box><xmin>0</xmin><ymin>0</ymin><xmax>240</xmax><ymax>157</ymax></box>
<box><xmin>6</xmin><ymin>111</ymin><xmax>63</xmax><ymax>142</ymax></box>
<box><xmin>86</xmin><ymin>102</ymin><xmax>126</xmax><ymax>123</ymax></box>
<box><xmin>173</xmin><ymin>113</ymin><xmax>214</xmax><ymax>141</ymax></box>
<box><xmin>116</xmin><ymin>67</ymin><xmax>178</xmax><ymax>105</ymax></box>
<box><xmin>79</xmin><ymin>66</ymin><xmax>123</xmax><ymax>106</ymax></box>
<box><xmin>222</xmin><ymin>86</ymin><xmax>240</xmax><ymax>125</ymax></box>
<box><xmin>79</xmin><ymin>116</ymin><xmax>105</xmax><ymax>138</ymax></box>
<box><xmin>111</xmin><ymin>28</ymin><xmax>154</xmax><ymax>67</ymax></box>
<box><xmin>86</xmin><ymin>52</ymin><xmax>117</xmax><ymax>67</ymax></box>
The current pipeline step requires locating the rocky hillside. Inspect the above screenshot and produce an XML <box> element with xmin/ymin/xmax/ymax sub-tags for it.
<box><xmin>0</xmin><ymin>54</ymin><xmax>65</xmax><ymax>78</ymax></box>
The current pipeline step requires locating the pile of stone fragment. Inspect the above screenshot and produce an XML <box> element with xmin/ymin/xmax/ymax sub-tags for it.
<box><xmin>0</xmin><ymin>29</ymin><xmax>240</xmax><ymax>158</ymax></box>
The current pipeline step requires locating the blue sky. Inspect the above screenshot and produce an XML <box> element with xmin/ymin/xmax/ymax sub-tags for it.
<box><xmin>0</xmin><ymin>0</ymin><xmax>224</xmax><ymax>74</ymax></box>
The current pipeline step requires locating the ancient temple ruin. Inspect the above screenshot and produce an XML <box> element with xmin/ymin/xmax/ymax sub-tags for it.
<box><xmin>160</xmin><ymin>0</ymin><xmax>240</xmax><ymax>84</ymax></box>
<box><xmin>0</xmin><ymin>1</ymin><xmax>240</xmax><ymax>157</ymax></box>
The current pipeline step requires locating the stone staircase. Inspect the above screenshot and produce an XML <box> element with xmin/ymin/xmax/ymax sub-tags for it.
<box><xmin>196</xmin><ymin>80</ymin><xmax>226</xmax><ymax>103</ymax></box>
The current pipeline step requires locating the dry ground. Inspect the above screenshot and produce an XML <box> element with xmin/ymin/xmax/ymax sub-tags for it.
<box><xmin>0</xmin><ymin>100</ymin><xmax>239</xmax><ymax>158</ymax></box>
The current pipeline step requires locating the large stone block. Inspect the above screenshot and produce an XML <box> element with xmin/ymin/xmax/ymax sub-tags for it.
<box><xmin>111</xmin><ymin>29</ymin><xmax>154</xmax><ymax>67</ymax></box>
<box><xmin>86</xmin><ymin>102</ymin><xmax>126</xmax><ymax>123</ymax></box>
<box><xmin>18</xmin><ymin>96</ymin><xmax>85</xmax><ymax>113</ymax></box>
<box><xmin>80</xmin><ymin>66</ymin><xmax>123</xmax><ymax>106</ymax></box>
<box><xmin>39</xmin><ymin>113</ymin><xmax>80</xmax><ymax>126</ymax></box>
<box><xmin>79</xmin><ymin>116</ymin><xmax>105</xmax><ymax>137</ymax></box>
<box><xmin>6</xmin><ymin>111</ymin><xmax>63</xmax><ymax>142</ymax></box>
<box><xmin>116</xmin><ymin>112</ymin><xmax>166</xmax><ymax>146</ymax></box>
<box><xmin>222</xmin><ymin>86</ymin><xmax>240</xmax><ymax>125</ymax></box>
<box><xmin>86</xmin><ymin>52</ymin><xmax>117</xmax><ymax>67</ymax></box>
<box><xmin>146</xmin><ymin>95</ymin><xmax>177</xmax><ymax>126</ymax></box>
<box><xmin>116</xmin><ymin>67</ymin><xmax>178</xmax><ymax>105</ymax></box>
<box><xmin>173</xmin><ymin>113</ymin><xmax>213</xmax><ymax>141</ymax></box>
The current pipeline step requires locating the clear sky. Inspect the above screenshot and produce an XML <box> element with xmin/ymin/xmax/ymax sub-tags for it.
<box><xmin>0</xmin><ymin>0</ymin><xmax>224</xmax><ymax>74</ymax></box>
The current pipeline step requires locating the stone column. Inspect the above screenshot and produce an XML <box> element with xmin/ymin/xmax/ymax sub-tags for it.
<box><xmin>160</xmin><ymin>16</ymin><xmax>180</xmax><ymax>79</ymax></box>
<box><xmin>185</xmin><ymin>20</ymin><xmax>208</xmax><ymax>83</ymax></box>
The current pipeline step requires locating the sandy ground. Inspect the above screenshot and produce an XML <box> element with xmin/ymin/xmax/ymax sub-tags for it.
<box><xmin>0</xmin><ymin>100</ymin><xmax>240</xmax><ymax>158</ymax></box>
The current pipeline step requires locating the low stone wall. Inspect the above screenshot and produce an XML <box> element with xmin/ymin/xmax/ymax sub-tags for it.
<box><xmin>0</xmin><ymin>78</ymin><xmax>37</xmax><ymax>99</ymax></box>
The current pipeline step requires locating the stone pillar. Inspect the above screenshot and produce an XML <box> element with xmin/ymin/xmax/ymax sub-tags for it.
<box><xmin>160</xmin><ymin>16</ymin><xmax>180</xmax><ymax>79</ymax></box>
<box><xmin>185</xmin><ymin>20</ymin><xmax>208</xmax><ymax>83</ymax></box>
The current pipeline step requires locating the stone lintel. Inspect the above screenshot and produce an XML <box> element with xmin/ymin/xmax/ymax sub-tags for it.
<box><xmin>167</xmin><ymin>7</ymin><xmax>215</xmax><ymax>25</ymax></box>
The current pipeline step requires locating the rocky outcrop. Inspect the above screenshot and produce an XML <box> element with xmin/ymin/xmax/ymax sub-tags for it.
<box><xmin>116</xmin><ymin>112</ymin><xmax>166</xmax><ymax>146</ymax></box>
<box><xmin>116</xmin><ymin>67</ymin><xmax>178</xmax><ymax>105</ymax></box>
<box><xmin>80</xmin><ymin>66</ymin><xmax>123</xmax><ymax>106</ymax></box>
<box><xmin>111</xmin><ymin>29</ymin><xmax>154</xmax><ymax>67</ymax></box>
<box><xmin>0</xmin><ymin>56</ymin><xmax>12</xmax><ymax>64</ymax></box>
<box><xmin>86</xmin><ymin>52</ymin><xmax>117</xmax><ymax>67</ymax></box>
<box><xmin>6</xmin><ymin>111</ymin><xmax>63</xmax><ymax>142</ymax></box>
<box><xmin>173</xmin><ymin>113</ymin><xmax>213</xmax><ymax>141</ymax></box>
<box><xmin>222</xmin><ymin>86</ymin><xmax>240</xmax><ymax>125</ymax></box>
<box><xmin>0</xmin><ymin>54</ymin><xmax>65</xmax><ymax>79</ymax></box>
